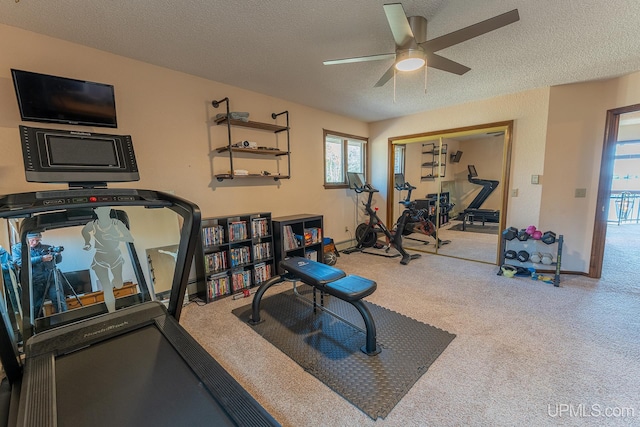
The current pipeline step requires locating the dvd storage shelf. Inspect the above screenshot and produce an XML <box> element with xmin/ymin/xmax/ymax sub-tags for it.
<box><xmin>273</xmin><ymin>214</ymin><xmax>324</xmax><ymax>275</ymax></box>
<box><xmin>211</xmin><ymin>97</ymin><xmax>291</xmax><ymax>182</ymax></box>
<box><xmin>197</xmin><ymin>212</ymin><xmax>275</xmax><ymax>301</ymax></box>
<box><xmin>421</xmin><ymin>142</ymin><xmax>447</xmax><ymax>181</ymax></box>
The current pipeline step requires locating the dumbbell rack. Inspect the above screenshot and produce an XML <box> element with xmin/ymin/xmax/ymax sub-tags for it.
<box><xmin>498</xmin><ymin>232</ymin><xmax>564</xmax><ymax>287</ymax></box>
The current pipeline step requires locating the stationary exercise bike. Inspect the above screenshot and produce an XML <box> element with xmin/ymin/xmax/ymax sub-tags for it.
<box><xmin>344</xmin><ymin>176</ymin><xmax>420</xmax><ymax>265</ymax></box>
<box><xmin>394</xmin><ymin>175</ymin><xmax>451</xmax><ymax>248</ymax></box>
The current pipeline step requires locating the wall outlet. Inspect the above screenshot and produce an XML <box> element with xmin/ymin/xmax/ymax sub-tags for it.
<box><xmin>575</xmin><ymin>188</ymin><xmax>587</xmax><ymax>198</ymax></box>
<box><xmin>511</xmin><ymin>189</ymin><xmax>519</xmax><ymax>197</ymax></box>
<box><xmin>531</xmin><ymin>174</ymin><xmax>540</xmax><ymax>184</ymax></box>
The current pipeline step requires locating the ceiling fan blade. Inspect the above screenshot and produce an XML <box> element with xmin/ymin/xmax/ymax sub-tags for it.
<box><xmin>425</xmin><ymin>52</ymin><xmax>471</xmax><ymax>75</ymax></box>
<box><xmin>374</xmin><ymin>65</ymin><xmax>395</xmax><ymax>87</ymax></box>
<box><xmin>422</xmin><ymin>9</ymin><xmax>519</xmax><ymax>53</ymax></box>
<box><xmin>323</xmin><ymin>53</ymin><xmax>395</xmax><ymax>65</ymax></box>
<box><xmin>383</xmin><ymin>3</ymin><xmax>415</xmax><ymax>47</ymax></box>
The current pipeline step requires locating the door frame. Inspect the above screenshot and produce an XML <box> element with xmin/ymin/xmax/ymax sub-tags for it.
<box><xmin>589</xmin><ymin>103</ymin><xmax>640</xmax><ymax>277</ymax></box>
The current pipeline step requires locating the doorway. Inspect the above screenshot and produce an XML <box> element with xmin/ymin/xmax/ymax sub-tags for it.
<box><xmin>590</xmin><ymin>105</ymin><xmax>640</xmax><ymax>278</ymax></box>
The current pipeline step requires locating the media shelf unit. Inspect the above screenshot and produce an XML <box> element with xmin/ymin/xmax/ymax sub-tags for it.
<box><xmin>273</xmin><ymin>214</ymin><xmax>324</xmax><ymax>275</ymax></box>
<box><xmin>211</xmin><ymin>97</ymin><xmax>291</xmax><ymax>181</ymax></box>
<box><xmin>196</xmin><ymin>212</ymin><xmax>275</xmax><ymax>301</ymax></box>
<box><xmin>421</xmin><ymin>142</ymin><xmax>447</xmax><ymax>181</ymax></box>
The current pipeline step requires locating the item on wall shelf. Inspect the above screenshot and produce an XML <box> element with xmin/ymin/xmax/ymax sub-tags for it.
<box><xmin>233</xmin><ymin>140</ymin><xmax>258</xmax><ymax>148</ymax></box>
<box><xmin>215</xmin><ymin>112</ymin><xmax>250</xmax><ymax>122</ymax></box>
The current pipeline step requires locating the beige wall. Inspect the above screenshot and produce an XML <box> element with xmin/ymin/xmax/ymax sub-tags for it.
<box><xmin>0</xmin><ymin>24</ymin><xmax>368</xmax><ymax>244</ymax></box>
<box><xmin>369</xmin><ymin>87</ymin><xmax>551</xmax><ymax>232</ymax></box>
<box><xmin>541</xmin><ymin>73</ymin><xmax>640</xmax><ymax>272</ymax></box>
<box><xmin>4</xmin><ymin>23</ymin><xmax>640</xmax><ymax>274</ymax></box>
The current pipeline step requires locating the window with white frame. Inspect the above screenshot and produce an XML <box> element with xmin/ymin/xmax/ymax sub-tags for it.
<box><xmin>324</xmin><ymin>130</ymin><xmax>367</xmax><ymax>187</ymax></box>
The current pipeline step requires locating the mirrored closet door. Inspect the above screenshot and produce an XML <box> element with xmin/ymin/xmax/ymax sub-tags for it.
<box><xmin>387</xmin><ymin>121</ymin><xmax>513</xmax><ymax>264</ymax></box>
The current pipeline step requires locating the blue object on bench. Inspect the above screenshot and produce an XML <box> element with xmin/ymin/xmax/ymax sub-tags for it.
<box><xmin>249</xmin><ymin>257</ymin><xmax>380</xmax><ymax>355</ymax></box>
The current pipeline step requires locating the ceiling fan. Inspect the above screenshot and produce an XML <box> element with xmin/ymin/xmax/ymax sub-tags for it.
<box><xmin>323</xmin><ymin>3</ymin><xmax>520</xmax><ymax>87</ymax></box>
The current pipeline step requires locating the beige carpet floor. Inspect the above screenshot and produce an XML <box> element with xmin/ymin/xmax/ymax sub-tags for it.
<box><xmin>180</xmin><ymin>223</ymin><xmax>640</xmax><ymax>426</ymax></box>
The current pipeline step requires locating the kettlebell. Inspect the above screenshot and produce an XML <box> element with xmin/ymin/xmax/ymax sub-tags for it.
<box><xmin>501</xmin><ymin>264</ymin><xmax>517</xmax><ymax>278</ymax></box>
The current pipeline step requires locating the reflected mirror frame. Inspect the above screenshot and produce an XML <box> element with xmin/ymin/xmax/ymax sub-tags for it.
<box><xmin>387</xmin><ymin>121</ymin><xmax>513</xmax><ymax>264</ymax></box>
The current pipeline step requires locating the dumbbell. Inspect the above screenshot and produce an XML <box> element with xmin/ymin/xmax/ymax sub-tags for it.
<box><xmin>517</xmin><ymin>229</ymin><xmax>530</xmax><ymax>241</ymax></box>
<box><xmin>516</xmin><ymin>250</ymin><xmax>530</xmax><ymax>262</ymax></box>
<box><xmin>541</xmin><ymin>231</ymin><xmax>556</xmax><ymax>244</ymax></box>
<box><xmin>541</xmin><ymin>253</ymin><xmax>553</xmax><ymax>265</ymax></box>
<box><xmin>532</xmin><ymin>230</ymin><xmax>542</xmax><ymax>240</ymax></box>
<box><xmin>504</xmin><ymin>250</ymin><xmax>517</xmax><ymax>260</ymax></box>
<box><xmin>502</xmin><ymin>227</ymin><xmax>518</xmax><ymax>241</ymax></box>
<box><xmin>525</xmin><ymin>225</ymin><xmax>537</xmax><ymax>235</ymax></box>
<box><xmin>530</xmin><ymin>252</ymin><xmax>542</xmax><ymax>263</ymax></box>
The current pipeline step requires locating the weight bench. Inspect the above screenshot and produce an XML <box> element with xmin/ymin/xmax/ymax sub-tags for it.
<box><xmin>249</xmin><ymin>257</ymin><xmax>381</xmax><ymax>355</ymax></box>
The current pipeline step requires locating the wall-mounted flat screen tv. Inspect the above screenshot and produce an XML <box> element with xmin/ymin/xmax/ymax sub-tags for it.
<box><xmin>11</xmin><ymin>69</ymin><xmax>118</xmax><ymax>128</ymax></box>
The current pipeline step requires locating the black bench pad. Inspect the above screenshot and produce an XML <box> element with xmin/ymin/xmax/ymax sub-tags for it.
<box><xmin>325</xmin><ymin>275</ymin><xmax>376</xmax><ymax>302</ymax></box>
<box><xmin>280</xmin><ymin>257</ymin><xmax>345</xmax><ymax>287</ymax></box>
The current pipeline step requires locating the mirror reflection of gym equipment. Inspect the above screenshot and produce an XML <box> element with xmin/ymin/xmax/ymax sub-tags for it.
<box><xmin>394</xmin><ymin>173</ymin><xmax>452</xmax><ymax>248</ymax></box>
<box><xmin>459</xmin><ymin>164</ymin><xmax>500</xmax><ymax>230</ymax></box>
<box><xmin>388</xmin><ymin>122</ymin><xmax>512</xmax><ymax>264</ymax></box>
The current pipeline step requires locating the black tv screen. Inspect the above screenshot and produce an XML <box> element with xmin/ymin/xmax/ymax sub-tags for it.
<box><xmin>11</xmin><ymin>69</ymin><xmax>117</xmax><ymax>128</ymax></box>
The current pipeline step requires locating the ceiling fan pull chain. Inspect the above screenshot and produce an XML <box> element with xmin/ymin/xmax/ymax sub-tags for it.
<box><xmin>424</xmin><ymin>66</ymin><xmax>427</xmax><ymax>94</ymax></box>
<box><xmin>393</xmin><ymin>68</ymin><xmax>397</xmax><ymax>103</ymax></box>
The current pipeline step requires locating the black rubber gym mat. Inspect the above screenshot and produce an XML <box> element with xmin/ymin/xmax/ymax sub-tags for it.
<box><xmin>232</xmin><ymin>285</ymin><xmax>455</xmax><ymax>419</ymax></box>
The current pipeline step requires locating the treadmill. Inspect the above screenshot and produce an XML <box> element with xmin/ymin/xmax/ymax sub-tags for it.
<box><xmin>0</xmin><ymin>126</ymin><xmax>279</xmax><ymax>426</ymax></box>
<box><xmin>460</xmin><ymin>164</ymin><xmax>500</xmax><ymax>229</ymax></box>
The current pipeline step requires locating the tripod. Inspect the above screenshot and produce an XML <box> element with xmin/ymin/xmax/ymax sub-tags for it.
<box><xmin>36</xmin><ymin>266</ymin><xmax>83</xmax><ymax>317</ymax></box>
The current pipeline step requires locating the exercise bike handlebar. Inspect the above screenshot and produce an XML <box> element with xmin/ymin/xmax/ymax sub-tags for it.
<box><xmin>353</xmin><ymin>183</ymin><xmax>378</xmax><ymax>194</ymax></box>
<box><xmin>395</xmin><ymin>181</ymin><xmax>416</xmax><ymax>207</ymax></box>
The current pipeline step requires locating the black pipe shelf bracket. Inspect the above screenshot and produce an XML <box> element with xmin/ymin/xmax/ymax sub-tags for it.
<box><xmin>211</xmin><ymin>98</ymin><xmax>291</xmax><ymax>182</ymax></box>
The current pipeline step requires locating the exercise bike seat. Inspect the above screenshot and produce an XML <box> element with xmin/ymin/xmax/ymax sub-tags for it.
<box><xmin>280</xmin><ymin>257</ymin><xmax>346</xmax><ymax>288</ymax></box>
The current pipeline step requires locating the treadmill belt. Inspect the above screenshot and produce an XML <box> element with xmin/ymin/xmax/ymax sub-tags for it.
<box><xmin>56</xmin><ymin>325</ymin><xmax>235</xmax><ymax>427</ymax></box>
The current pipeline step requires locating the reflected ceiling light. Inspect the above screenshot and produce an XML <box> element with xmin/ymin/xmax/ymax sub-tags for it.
<box><xmin>394</xmin><ymin>49</ymin><xmax>426</xmax><ymax>72</ymax></box>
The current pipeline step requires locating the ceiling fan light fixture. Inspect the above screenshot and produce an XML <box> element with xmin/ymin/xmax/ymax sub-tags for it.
<box><xmin>395</xmin><ymin>49</ymin><xmax>425</xmax><ymax>72</ymax></box>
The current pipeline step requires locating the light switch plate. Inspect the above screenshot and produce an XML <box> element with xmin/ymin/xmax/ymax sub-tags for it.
<box><xmin>575</xmin><ymin>188</ymin><xmax>587</xmax><ymax>198</ymax></box>
<box><xmin>531</xmin><ymin>175</ymin><xmax>540</xmax><ymax>184</ymax></box>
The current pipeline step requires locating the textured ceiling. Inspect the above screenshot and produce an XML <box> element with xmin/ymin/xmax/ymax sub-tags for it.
<box><xmin>2</xmin><ymin>0</ymin><xmax>640</xmax><ymax>122</ymax></box>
